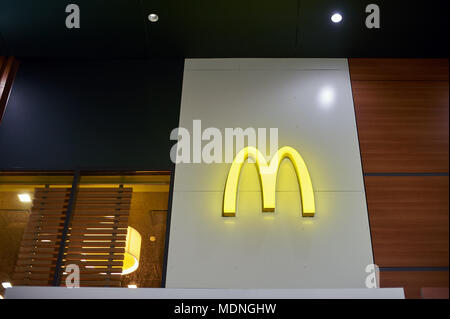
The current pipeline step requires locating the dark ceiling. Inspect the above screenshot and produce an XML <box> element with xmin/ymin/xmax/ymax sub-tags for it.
<box><xmin>0</xmin><ymin>0</ymin><xmax>448</xmax><ymax>58</ymax></box>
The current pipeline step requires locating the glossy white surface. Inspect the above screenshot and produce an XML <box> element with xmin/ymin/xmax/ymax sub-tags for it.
<box><xmin>174</xmin><ymin>64</ymin><xmax>364</xmax><ymax>192</ymax></box>
<box><xmin>5</xmin><ymin>287</ymin><xmax>405</xmax><ymax>299</ymax></box>
<box><xmin>167</xmin><ymin>59</ymin><xmax>373</xmax><ymax>288</ymax></box>
<box><xmin>168</xmin><ymin>191</ymin><xmax>373</xmax><ymax>288</ymax></box>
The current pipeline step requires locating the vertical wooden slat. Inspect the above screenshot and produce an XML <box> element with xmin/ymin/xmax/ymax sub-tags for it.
<box><xmin>62</xmin><ymin>187</ymin><xmax>132</xmax><ymax>287</ymax></box>
<box><xmin>12</xmin><ymin>186</ymin><xmax>132</xmax><ymax>287</ymax></box>
<box><xmin>12</xmin><ymin>188</ymin><xmax>71</xmax><ymax>286</ymax></box>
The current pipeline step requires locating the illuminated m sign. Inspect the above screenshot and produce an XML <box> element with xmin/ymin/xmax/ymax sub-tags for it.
<box><xmin>223</xmin><ymin>146</ymin><xmax>315</xmax><ymax>217</ymax></box>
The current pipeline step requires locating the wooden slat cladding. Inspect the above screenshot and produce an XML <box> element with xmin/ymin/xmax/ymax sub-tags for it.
<box><xmin>13</xmin><ymin>188</ymin><xmax>71</xmax><ymax>286</ymax></box>
<box><xmin>0</xmin><ymin>56</ymin><xmax>19</xmax><ymax>124</ymax></box>
<box><xmin>352</xmin><ymin>80</ymin><xmax>449</xmax><ymax>172</ymax></box>
<box><xmin>381</xmin><ymin>271</ymin><xmax>449</xmax><ymax>299</ymax></box>
<box><xmin>12</xmin><ymin>186</ymin><xmax>132</xmax><ymax>287</ymax></box>
<box><xmin>366</xmin><ymin>176</ymin><xmax>449</xmax><ymax>267</ymax></box>
<box><xmin>349</xmin><ymin>59</ymin><xmax>449</xmax><ymax>81</ymax></box>
<box><xmin>62</xmin><ymin>187</ymin><xmax>132</xmax><ymax>287</ymax></box>
<box><xmin>349</xmin><ymin>59</ymin><xmax>449</xmax><ymax>298</ymax></box>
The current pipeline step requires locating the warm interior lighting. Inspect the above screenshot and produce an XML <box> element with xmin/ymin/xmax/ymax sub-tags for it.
<box><xmin>122</xmin><ymin>226</ymin><xmax>142</xmax><ymax>275</ymax></box>
<box><xmin>149</xmin><ymin>236</ymin><xmax>156</xmax><ymax>242</ymax></box>
<box><xmin>1</xmin><ymin>282</ymin><xmax>12</xmax><ymax>289</ymax></box>
<box><xmin>0</xmin><ymin>294</ymin><xmax>4</xmax><ymax>299</ymax></box>
<box><xmin>223</xmin><ymin>146</ymin><xmax>315</xmax><ymax>217</ymax></box>
<box><xmin>331</xmin><ymin>13</ymin><xmax>343</xmax><ymax>23</ymax></box>
<box><xmin>17</xmin><ymin>193</ymin><xmax>31</xmax><ymax>203</ymax></box>
<box><xmin>128</xmin><ymin>284</ymin><xmax>137</xmax><ymax>288</ymax></box>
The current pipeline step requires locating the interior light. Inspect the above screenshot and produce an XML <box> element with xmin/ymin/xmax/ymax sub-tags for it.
<box><xmin>128</xmin><ymin>284</ymin><xmax>137</xmax><ymax>289</ymax></box>
<box><xmin>0</xmin><ymin>295</ymin><xmax>3</xmax><ymax>299</ymax></box>
<box><xmin>2</xmin><ymin>282</ymin><xmax>12</xmax><ymax>289</ymax></box>
<box><xmin>149</xmin><ymin>236</ymin><xmax>156</xmax><ymax>242</ymax></box>
<box><xmin>18</xmin><ymin>193</ymin><xmax>32</xmax><ymax>203</ymax></box>
<box><xmin>122</xmin><ymin>227</ymin><xmax>142</xmax><ymax>275</ymax></box>
<box><xmin>331</xmin><ymin>13</ymin><xmax>343</xmax><ymax>23</ymax></box>
<box><xmin>148</xmin><ymin>13</ymin><xmax>159</xmax><ymax>22</ymax></box>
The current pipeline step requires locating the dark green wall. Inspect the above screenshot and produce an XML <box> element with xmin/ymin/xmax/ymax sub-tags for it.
<box><xmin>0</xmin><ymin>59</ymin><xmax>184</xmax><ymax>170</ymax></box>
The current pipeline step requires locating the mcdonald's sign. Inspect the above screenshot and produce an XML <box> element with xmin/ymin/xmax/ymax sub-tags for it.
<box><xmin>223</xmin><ymin>146</ymin><xmax>315</xmax><ymax>217</ymax></box>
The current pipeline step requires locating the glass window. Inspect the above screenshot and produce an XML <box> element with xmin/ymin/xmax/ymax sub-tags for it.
<box><xmin>0</xmin><ymin>171</ymin><xmax>171</xmax><ymax>295</ymax></box>
<box><xmin>77</xmin><ymin>171</ymin><xmax>171</xmax><ymax>288</ymax></box>
<box><xmin>0</xmin><ymin>172</ymin><xmax>74</xmax><ymax>296</ymax></box>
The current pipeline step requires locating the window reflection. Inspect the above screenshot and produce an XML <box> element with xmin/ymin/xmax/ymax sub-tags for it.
<box><xmin>0</xmin><ymin>171</ymin><xmax>171</xmax><ymax>293</ymax></box>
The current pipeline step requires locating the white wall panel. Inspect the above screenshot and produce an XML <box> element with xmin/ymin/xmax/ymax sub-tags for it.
<box><xmin>166</xmin><ymin>59</ymin><xmax>373</xmax><ymax>288</ymax></box>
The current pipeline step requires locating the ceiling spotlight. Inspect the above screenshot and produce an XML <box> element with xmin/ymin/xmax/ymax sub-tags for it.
<box><xmin>148</xmin><ymin>13</ymin><xmax>159</xmax><ymax>22</ymax></box>
<box><xmin>18</xmin><ymin>193</ymin><xmax>31</xmax><ymax>203</ymax></box>
<box><xmin>331</xmin><ymin>13</ymin><xmax>343</xmax><ymax>23</ymax></box>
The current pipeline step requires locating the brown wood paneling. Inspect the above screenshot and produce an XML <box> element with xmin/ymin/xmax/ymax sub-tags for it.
<box><xmin>366</xmin><ymin>176</ymin><xmax>449</xmax><ymax>267</ymax></box>
<box><xmin>349</xmin><ymin>59</ymin><xmax>449</xmax><ymax>81</ymax></box>
<box><xmin>352</xmin><ymin>80</ymin><xmax>449</xmax><ymax>172</ymax></box>
<box><xmin>421</xmin><ymin>287</ymin><xmax>449</xmax><ymax>299</ymax></box>
<box><xmin>0</xmin><ymin>56</ymin><xmax>19</xmax><ymax>124</ymax></box>
<box><xmin>381</xmin><ymin>271</ymin><xmax>449</xmax><ymax>299</ymax></box>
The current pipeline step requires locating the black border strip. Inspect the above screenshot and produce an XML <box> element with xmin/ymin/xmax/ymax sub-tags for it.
<box><xmin>161</xmin><ymin>168</ymin><xmax>176</xmax><ymax>288</ymax></box>
<box><xmin>53</xmin><ymin>170</ymin><xmax>80</xmax><ymax>286</ymax></box>
<box><xmin>160</xmin><ymin>60</ymin><xmax>185</xmax><ymax>288</ymax></box>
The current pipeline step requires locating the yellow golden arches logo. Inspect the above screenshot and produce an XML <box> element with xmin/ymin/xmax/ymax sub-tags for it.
<box><xmin>223</xmin><ymin>146</ymin><xmax>315</xmax><ymax>217</ymax></box>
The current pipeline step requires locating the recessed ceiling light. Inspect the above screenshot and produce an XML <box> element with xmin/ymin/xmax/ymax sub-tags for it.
<box><xmin>128</xmin><ymin>284</ymin><xmax>137</xmax><ymax>288</ymax></box>
<box><xmin>2</xmin><ymin>282</ymin><xmax>12</xmax><ymax>289</ymax></box>
<box><xmin>149</xmin><ymin>236</ymin><xmax>156</xmax><ymax>242</ymax></box>
<box><xmin>331</xmin><ymin>13</ymin><xmax>343</xmax><ymax>23</ymax></box>
<box><xmin>148</xmin><ymin>13</ymin><xmax>159</xmax><ymax>22</ymax></box>
<box><xmin>18</xmin><ymin>193</ymin><xmax>31</xmax><ymax>203</ymax></box>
